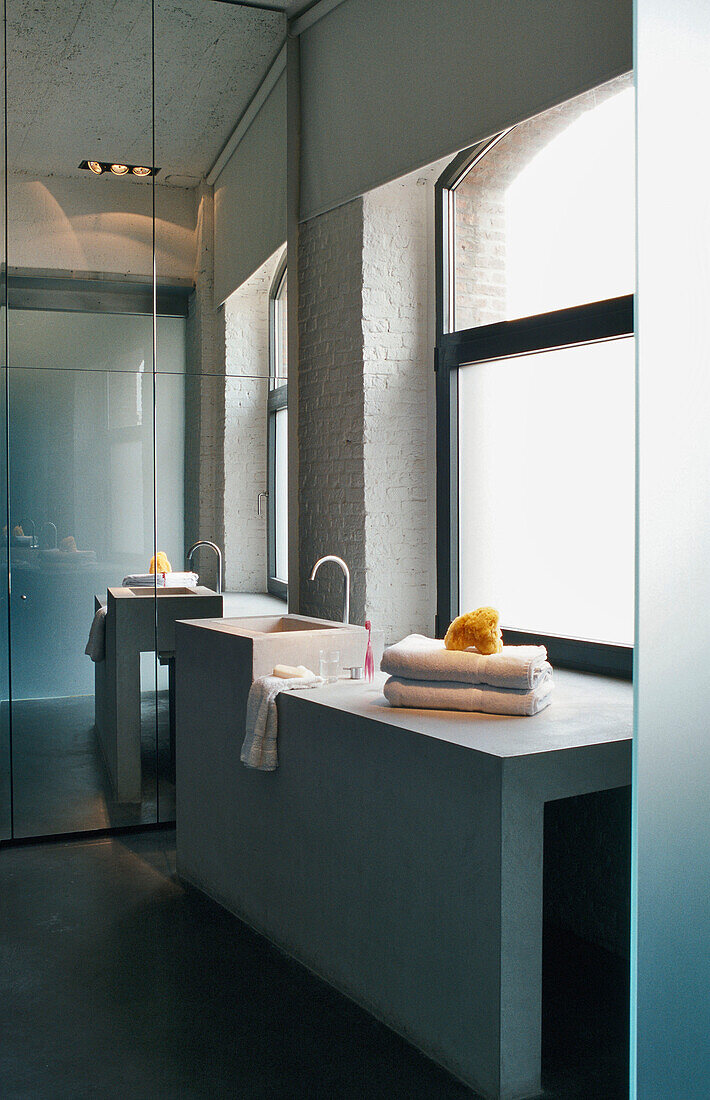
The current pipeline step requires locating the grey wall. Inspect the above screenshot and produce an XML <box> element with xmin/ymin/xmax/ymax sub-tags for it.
<box><xmin>634</xmin><ymin>0</ymin><xmax>710</xmax><ymax>1095</ymax></box>
<box><xmin>213</xmin><ymin>71</ymin><xmax>287</xmax><ymax>305</ymax></box>
<box><xmin>298</xmin><ymin>0</ymin><xmax>633</xmax><ymax>220</ymax></box>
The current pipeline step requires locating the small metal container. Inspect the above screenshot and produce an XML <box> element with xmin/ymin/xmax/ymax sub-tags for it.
<box><xmin>344</xmin><ymin>666</ymin><xmax>365</xmax><ymax>680</ymax></box>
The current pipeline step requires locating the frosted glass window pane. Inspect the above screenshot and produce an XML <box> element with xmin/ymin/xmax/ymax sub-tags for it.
<box><xmin>275</xmin><ymin>277</ymin><xmax>288</xmax><ymax>381</ymax></box>
<box><xmin>458</xmin><ymin>338</ymin><xmax>635</xmax><ymax>644</ymax></box>
<box><xmin>275</xmin><ymin>406</ymin><xmax>288</xmax><ymax>582</ymax></box>
<box><xmin>453</xmin><ymin>74</ymin><xmax>634</xmax><ymax>329</ymax></box>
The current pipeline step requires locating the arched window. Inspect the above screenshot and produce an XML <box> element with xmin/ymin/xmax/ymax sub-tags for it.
<box><xmin>267</xmin><ymin>254</ymin><xmax>288</xmax><ymax>598</ymax></box>
<box><xmin>436</xmin><ymin>74</ymin><xmax>634</xmax><ymax>673</ymax></box>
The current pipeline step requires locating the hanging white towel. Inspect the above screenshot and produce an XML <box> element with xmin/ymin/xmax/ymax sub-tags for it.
<box><xmin>381</xmin><ymin>634</ymin><xmax>551</xmax><ymax>690</ymax></box>
<box><xmin>383</xmin><ymin>674</ymin><xmax>553</xmax><ymax>716</ymax></box>
<box><xmin>241</xmin><ymin>672</ymin><xmax>322</xmax><ymax>771</ymax></box>
<box><xmin>85</xmin><ymin>605</ymin><xmax>107</xmax><ymax>663</ymax></box>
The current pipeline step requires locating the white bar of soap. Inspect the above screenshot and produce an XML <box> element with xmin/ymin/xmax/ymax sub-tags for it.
<box><xmin>272</xmin><ymin>664</ymin><xmax>313</xmax><ymax>679</ymax></box>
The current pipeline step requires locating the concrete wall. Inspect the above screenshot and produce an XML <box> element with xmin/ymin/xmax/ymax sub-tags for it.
<box><xmin>184</xmin><ymin>184</ymin><xmax>225</xmax><ymax>590</ymax></box>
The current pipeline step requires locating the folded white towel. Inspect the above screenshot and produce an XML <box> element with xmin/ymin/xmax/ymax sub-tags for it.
<box><xmin>383</xmin><ymin>675</ymin><xmax>553</xmax><ymax>716</ymax></box>
<box><xmin>123</xmin><ymin>573</ymin><xmax>166</xmax><ymax>587</ymax></box>
<box><xmin>85</xmin><ymin>605</ymin><xmax>107</xmax><ymax>663</ymax></box>
<box><xmin>381</xmin><ymin>634</ymin><xmax>551</xmax><ymax>690</ymax></box>
<box><xmin>241</xmin><ymin>672</ymin><xmax>322</xmax><ymax>771</ymax></box>
<box><xmin>122</xmin><ymin>571</ymin><xmax>199</xmax><ymax>588</ymax></box>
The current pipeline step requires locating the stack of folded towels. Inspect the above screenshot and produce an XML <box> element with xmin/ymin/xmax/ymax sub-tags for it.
<box><xmin>380</xmin><ymin>634</ymin><xmax>554</xmax><ymax>716</ymax></box>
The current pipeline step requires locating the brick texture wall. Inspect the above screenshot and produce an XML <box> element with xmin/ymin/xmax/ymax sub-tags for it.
<box><xmin>362</xmin><ymin>173</ymin><xmax>436</xmax><ymax>641</ymax></box>
<box><xmin>222</xmin><ymin>249</ymin><xmax>282</xmax><ymax>592</ymax></box>
<box><xmin>298</xmin><ymin>169</ymin><xmax>440</xmax><ymax>641</ymax></box>
<box><xmin>298</xmin><ymin>199</ymin><xmax>367</xmax><ymax>624</ymax></box>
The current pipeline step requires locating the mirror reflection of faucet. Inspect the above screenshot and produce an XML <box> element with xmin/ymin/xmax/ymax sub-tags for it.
<box><xmin>186</xmin><ymin>540</ymin><xmax>223</xmax><ymax>595</ymax></box>
<box><xmin>40</xmin><ymin>521</ymin><xmax>58</xmax><ymax>550</ymax></box>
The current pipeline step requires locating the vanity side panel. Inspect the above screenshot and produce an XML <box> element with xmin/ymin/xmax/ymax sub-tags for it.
<box><xmin>175</xmin><ymin>620</ymin><xmax>254</xmax><ymax>894</ymax></box>
<box><xmin>175</xmin><ymin>631</ymin><xmax>504</xmax><ymax>1100</ymax></box>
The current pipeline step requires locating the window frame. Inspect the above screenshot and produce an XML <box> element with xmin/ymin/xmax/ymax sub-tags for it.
<box><xmin>267</xmin><ymin>253</ymin><xmax>288</xmax><ymax>600</ymax></box>
<box><xmin>435</xmin><ymin>140</ymin><xmax>634</xmax><ymax>678</ymax></box>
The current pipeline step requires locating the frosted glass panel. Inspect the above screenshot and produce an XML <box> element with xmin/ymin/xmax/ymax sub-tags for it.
<box><xmin>9</xmin><ymin>309</ymin><xmax>185</xmax><ymax>373</ymax></box>
<box><xmin>8</xmin><ymin>366</ymin><xmax>158</xmax><ymax>836</ymax></box>
<box><xmin>454</xmin><ymin>74</ymin><xmax>634</xmax><ymax>330</ymax></box>
<box><xmin>459</xmin><ymin>337</ymin><xmax>634</xmax><ymax>643</ymax></box>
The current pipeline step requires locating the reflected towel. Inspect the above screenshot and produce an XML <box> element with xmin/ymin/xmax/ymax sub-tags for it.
<box><xmin>241</xmin><ymin>672</ymin><xmax>322</xmax><ymax>771</ymax></box>
<box><xmin>122</xmin><ymin>572</ymin><xmax>198</xmax><ymax>588</ymax></box>
<box><xmin>381</xmin><ymin>634</ymin><xmax>551</xmax><ymax>690</ymax></box>
<box><xmin>85</xmin><ymin>605</ymin><xmax>107</xmax><ymax>663</ymax></box>
<box><xmin>383</xmin><ymin>674</ymin><xmax>553</xmax><ymax>716</ymax></box>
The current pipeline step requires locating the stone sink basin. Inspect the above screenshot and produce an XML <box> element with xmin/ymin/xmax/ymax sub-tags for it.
<box><xmin>187</xmin><ymin>613</ymin><xmax>384</xmax><ymax>680</ymax></box>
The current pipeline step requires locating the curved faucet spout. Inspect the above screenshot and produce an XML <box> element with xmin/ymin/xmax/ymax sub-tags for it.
<box><xmin>309</xmin><ymin>555</ymin><xmax>350</xmax><ymax>625</ymax></box>
<box><xmin>41</xmin><ymin>521</ymin><xmax>57</xmax><ymax>550</ymax></box>
<box><xmin>186</xmin><ymin>540</ymin><xmax>223</xmax><ymax>595</ymax></box>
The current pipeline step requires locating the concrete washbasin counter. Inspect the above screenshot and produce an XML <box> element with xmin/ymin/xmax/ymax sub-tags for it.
<box><xmin>94</xmin><ymin>585</ymin><xmax>223</xmax><ymax>801</ymax></box>
<box><xmin>184</xmin><ymin>613</ymin><xmax>383</xmax><ymax>679</ymax></box>
<box><xmin>175</xmin><ymin>618</ymin><xmax>632</xmax><ymax>1100</ymax></box>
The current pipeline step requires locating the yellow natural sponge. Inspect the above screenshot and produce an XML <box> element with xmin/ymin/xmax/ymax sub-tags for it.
<box><xmin>13</xmin><ymin>525</ymin><xmax>24</xmax><ymax>538</ymax></box>
<box><xmin>444</xmin><ymin>607</ymin><xmax>503</xmax><ymax>655</ymax></box>
<box><xmin>149</xmin><ymin>551</ymin><xmax>172</xmax><ymax>574</ymax></box>
<box><xmin>60</xmin><ymin>536</ymin><xmax>77</xmax><ymax>552</ymax></box>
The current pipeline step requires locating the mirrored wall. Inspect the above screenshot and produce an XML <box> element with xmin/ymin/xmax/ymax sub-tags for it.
<box><xmin>1</xmin><ymin>0</ymin><xmax>286</xmax><ymax>840</ymax></box>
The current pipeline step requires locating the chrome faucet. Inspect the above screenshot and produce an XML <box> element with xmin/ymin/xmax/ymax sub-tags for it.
<box><xmin>309</xmin><ymin>555</ymin><xmax>350</xmax><ymax>624</ymax></box>
<box><xmin>187</xmin><ymin>540</ymin><xmax>223</xmax><ymax>595</ymax></box>
<box><xmin>41</xmin><ymin>521</ymin><xmax>57</xmax><ymax>549</ymax></box>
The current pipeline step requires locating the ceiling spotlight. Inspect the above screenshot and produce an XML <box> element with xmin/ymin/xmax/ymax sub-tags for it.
<box><xmin>79</xmin><ymin>160</ymin><xmax>160</xmax><ymax>178</ymax></box>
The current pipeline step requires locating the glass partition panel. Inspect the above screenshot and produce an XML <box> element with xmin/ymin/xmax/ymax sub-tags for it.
<box><xmin>6</xmin><ymin>0</ymin><xmax>156</xmax><ymax>838</ymax></box>
<box><xmin>153</xmin><ymin>0</ymin><xmax>287</xmax><ymax>819</ymax></box>
<box><xmin>0</xmin><ymin>0</ymin><xmax>8</xmax><ymax>841</ymax></box>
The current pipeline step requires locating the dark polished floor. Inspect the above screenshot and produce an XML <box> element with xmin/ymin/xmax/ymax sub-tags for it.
<box><xmin>0</xmin><ymin>829</ymin><xmax>628</xmax><ymax>1099</ymax></box>
<box><xmin>1</xmin><ymin>691</ymin><xmax>174</xmax><ymax>838</ymax></box>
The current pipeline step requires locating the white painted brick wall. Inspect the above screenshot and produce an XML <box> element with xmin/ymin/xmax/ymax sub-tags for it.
<box><xmin>298</xmin><ymin>170</ymin><xmax>443</xmax><ymax>642</ymax></box>
<box><xmin>298</xmin><ymin>199</ymin><xmax>367</xmax><ymax>624</ymax></box>
<box><xmin>362</xmin><ymin>169</ymin><xmax>439</xmax><ymax>642</ymax></box>
<box><xmin>222</xmin><ymin>248</ymin><xmax>282</xmax><ymax>592</ymax></box>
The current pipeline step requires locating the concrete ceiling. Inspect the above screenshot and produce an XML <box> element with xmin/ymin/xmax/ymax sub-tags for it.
<box><xmin>6</xmin><ymin>0</ymin><xmax>286</xmax><ymax>186</ymax></box>
<box><xmin>216</xmin><ymin>0</ymin><xmax>316</xmax><ymax>11</ymax></box>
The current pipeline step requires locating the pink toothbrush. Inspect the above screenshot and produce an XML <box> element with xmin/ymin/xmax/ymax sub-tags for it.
<box><xmin>365</xmin><ymin>620</ymin><xmax>375</xmax><ymax>683</ymax></box>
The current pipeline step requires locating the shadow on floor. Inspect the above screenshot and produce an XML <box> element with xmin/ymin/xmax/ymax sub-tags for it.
<box><xmin>1</xmin><ymin>692</ymin><xmax>174</xmax><ymax>839</ymax></box>
<box><xmin>0</xmin><ymin>830</ymin><xmax>628</xmax><ymax>1099</ymax></box>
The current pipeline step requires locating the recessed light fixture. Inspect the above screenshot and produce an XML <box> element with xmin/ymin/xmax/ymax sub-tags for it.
<box><xmin>78</xmin><ymin>160</ymin><xmax>159</xmax><ymax>178</ymax></box>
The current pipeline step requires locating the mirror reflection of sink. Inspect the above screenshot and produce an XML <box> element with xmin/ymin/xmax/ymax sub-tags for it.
<box><xmin>129</xmin><ymin>586</ymin><xmax>198</xmax><ymax>596</ymax></box>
